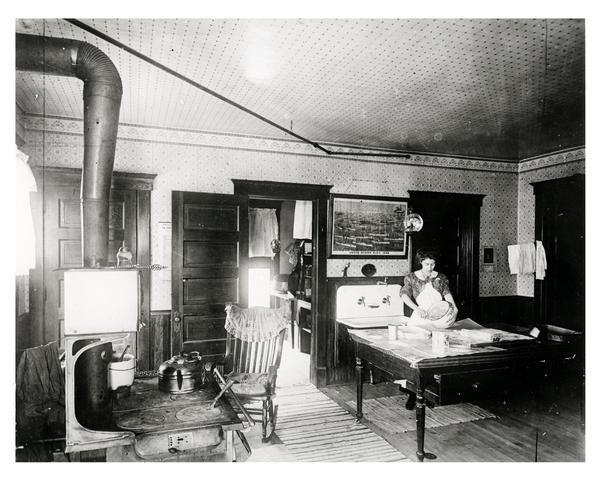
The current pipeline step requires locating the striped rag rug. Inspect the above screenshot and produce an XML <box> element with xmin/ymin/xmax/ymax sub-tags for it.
<box><xmin>347</xmin><ymin>395</ymin><xmax>496</xmax><ymax>433</ymax></box>
<box><xmin>272</xmin><ymin>384</ymin><xmax>409</xmax><ymax>462</ymax></box>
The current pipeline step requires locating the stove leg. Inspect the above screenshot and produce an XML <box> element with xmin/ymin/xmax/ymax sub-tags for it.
<box><xmin>227</xmin><ymin>430</ymin><xmax>237</xmax><ymax>462</ymax></box>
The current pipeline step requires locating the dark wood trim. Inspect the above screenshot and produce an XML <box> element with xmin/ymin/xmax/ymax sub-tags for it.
<box><xmin>237</xmin><ymin>194</ymin><xmax>249</xmax><ymax>309</ymax></box>
<box><xmin>171</xmin><ymin>191</ymin><xmax>184</xmax><ymax>356</ymax></box>
<box><xmin>149</xmin><ymin>310</ymin><xmax>172</xmax><ymax>370</ymax></box>
<box><xmin>32</xmin><ymin>166</ymin><xmax>156</xmax><ymax>190</ymax></box>
<box><xmin>232</xmin><ymin>179</ymin><xmax>332</xmax><ymax>388</ymax></box>
<box><xmin>232</xmin><ymin>179</ymin><xmax>332</xmax><ymax>201</ymax></box>
<box><xmin>135</xmin><ymin>189</ymin><xmax>152</xmax><ymax>370</ymax></box>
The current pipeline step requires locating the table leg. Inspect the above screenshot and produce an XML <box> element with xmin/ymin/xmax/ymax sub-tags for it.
<box><xmin>415</xmin><ymin>383</ymin><xmax>437</xmax><ymax>461</ymax></box>
<box><xmin>291</xmin><ymin>301</ymin><xmax>297</xmax><ymax>349</ymax></box>
<box><xmin>355</xmin><ymin>356</ymin><xmax>364</xmax><ymax>422</ymax></box>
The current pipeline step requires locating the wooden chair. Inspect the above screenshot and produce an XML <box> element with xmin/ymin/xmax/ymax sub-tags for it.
<box><xmin>216</xmin><ymin>327</ymin><xmax>286</xmax><ymax>442</ymax></box>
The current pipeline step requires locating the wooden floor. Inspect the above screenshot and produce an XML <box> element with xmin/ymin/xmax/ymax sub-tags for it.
<box><xmin>321</xmin><ymin>368</ymin><xmax>585</xmax><ymax>462</ymax></box>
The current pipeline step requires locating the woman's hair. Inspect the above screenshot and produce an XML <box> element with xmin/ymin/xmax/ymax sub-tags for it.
<box><xmin>416</xmin><ymin>248</ymin><xmax>439</xmax><ymax>264</ymax></box>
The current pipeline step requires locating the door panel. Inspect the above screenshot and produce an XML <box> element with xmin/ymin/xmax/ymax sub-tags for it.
<box><xmin>172</xmin><ymin>191</ymin><xmax>245</xmax><ymax>359</ymax></box>
<box><xmin>183</xmin><ymin>278</ymin><xmax>238</xmax><ymax>304</ymax></box>
<box><xmin>183</xmin><ymin>241</ymin><xmax>238</xmax><ymax>268</ymax></box>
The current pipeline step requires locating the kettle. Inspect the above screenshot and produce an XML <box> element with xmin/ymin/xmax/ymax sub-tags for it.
<box><xmin>157</xmin><ymin>351</ymin><xmax>211</xmax><ymax>394</ymax></box>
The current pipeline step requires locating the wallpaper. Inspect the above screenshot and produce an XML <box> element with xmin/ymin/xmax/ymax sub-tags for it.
<box><xmin>21</xmin><ymin>116</ymin><xmax>583</xmax><ymax>310</ymax></box>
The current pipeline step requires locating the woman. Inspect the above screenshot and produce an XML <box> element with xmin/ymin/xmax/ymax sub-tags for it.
<box><xmin>400</xmin><ymin>249</ymin><xmax>458</xmax><ymax>329</ymax></box>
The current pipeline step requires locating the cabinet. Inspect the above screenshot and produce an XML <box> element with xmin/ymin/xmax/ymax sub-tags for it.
<box><xmin>296</xmin><ymin>241</ymin><xmax>312</xmax><ymax>354</ymax></box>
<box><xmin>298</xmin><ymin>240</ymin><xmax>312</xmax><ymax>300</ymax></box>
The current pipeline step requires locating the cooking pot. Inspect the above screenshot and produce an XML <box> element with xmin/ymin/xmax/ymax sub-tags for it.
<box><xmin>158</xmin><ymin>351</ymin><xmax>210</xmax><ymax>394</ymax></box>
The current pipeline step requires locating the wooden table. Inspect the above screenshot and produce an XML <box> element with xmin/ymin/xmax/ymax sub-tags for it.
<box><xmin>349</xmin><ymin>328</ymin><xmax>579</xmax><ymax>462</ymax></box>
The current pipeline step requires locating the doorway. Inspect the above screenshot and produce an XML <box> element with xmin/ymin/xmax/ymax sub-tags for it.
<box><xmin>408</xmin><ymin>190</ymin><xmax>484</xmax><ymax>319</ymax></box>
<box><xmin>233</xmin><ymin>180</ymin><xmax>332</xmax><ymax>388</ymax></box>
<box><xmin>533</xmin><ymin>174</ymin><xmax>585</xmax><ymax>331</ymax></box>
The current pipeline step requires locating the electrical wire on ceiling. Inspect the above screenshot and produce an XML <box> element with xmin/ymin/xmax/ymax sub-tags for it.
<box><xmin>65</xmin><ymin>18</ymin><xmax>411</xmax><ymax>160</ymax></box>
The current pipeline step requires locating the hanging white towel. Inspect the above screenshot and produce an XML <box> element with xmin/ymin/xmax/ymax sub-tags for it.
<box><xmin>507</xmin><ymin>245</ymin><xmax>520</xmax><ymax>274</ymax></box>
<box><xmin>507</xmin><ymin>243</ymin><xmax>536</xmax><ymax>275</ymax></box>
<box><xmin>535</xmin><ymin>240</ymin><xmax>547</xmax><ymax>280</ymax></box>
<box><xmin>521</xmin><ymin>242</ymin><xmax>536</xmax><ymax>274</ymax></box>
<box><xmin>293</xmin><ymin>200</ymin><xmax>312</xmax><ymax>239</ymax></box>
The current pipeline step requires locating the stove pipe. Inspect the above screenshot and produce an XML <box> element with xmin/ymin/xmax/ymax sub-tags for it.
<box><xmin>16</xmin><ymin>33</ymin><xmax>122</xmax><ymax>267</ymax></box>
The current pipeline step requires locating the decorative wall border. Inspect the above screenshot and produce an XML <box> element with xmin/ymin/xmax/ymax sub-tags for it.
<box><xmin>23</xmin><ymin>114</ymin><xmax>519</xmax><ymax>174</ymax></box>
<box><xmin>519</xmin><ymin>148</ymin><xmax>585</xmax><ymax>173</ymax></box>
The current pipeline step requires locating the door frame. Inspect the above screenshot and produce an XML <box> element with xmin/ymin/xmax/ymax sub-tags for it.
<box><xmin>408</xmin><ymin>190</ymin><xmax>484</xmax><ymax>319</ymax></box>
<box><xmin>232</xmin><ymin>179</ymin><xmax>332</xmax><ymax>387</ymax></box>
<box><xmin>532</xmin><ymin>174</ymin><xmax>585</xmax><ymax>329</ymax></box>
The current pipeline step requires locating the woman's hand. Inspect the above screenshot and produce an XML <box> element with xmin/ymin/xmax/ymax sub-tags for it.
<box><xmin>415</xmin><ymin>308</ymin><xmax>428</xmax><ymax>319</ymax></box>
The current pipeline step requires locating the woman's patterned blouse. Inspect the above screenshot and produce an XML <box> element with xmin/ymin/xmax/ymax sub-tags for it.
<box><xmin>400</xmin><ymin>272</ymin><xmax>451</xmax><ymax>301</ymax></box>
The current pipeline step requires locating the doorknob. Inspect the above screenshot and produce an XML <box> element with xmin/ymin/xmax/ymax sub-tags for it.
<box><xmin>173</xmin><ymin>312</ymin><xmax>182</xmax><ymax>333</ymax></box>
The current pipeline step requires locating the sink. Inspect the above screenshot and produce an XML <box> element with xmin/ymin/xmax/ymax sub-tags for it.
<box><xmin>336</xmin><ymin>284</ymin><xmax>404</xmax><ymax>323</ymax></box>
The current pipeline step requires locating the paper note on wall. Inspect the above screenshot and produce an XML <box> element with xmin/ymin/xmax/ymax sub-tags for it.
<box><xmin>158</xmin><ymin>222</ymin><xmax>172</xmax><ymax>284</ymax></box>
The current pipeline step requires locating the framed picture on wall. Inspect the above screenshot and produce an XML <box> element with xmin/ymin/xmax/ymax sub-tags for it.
<box><xmin>329</xmin><ymin>194</ymin><xmax>409</xmax><ymax>258</ymax></box>
<box><xmin>482</xmin><ymin>245</ymin><xmax>496</xmax><ymax>272</ymax></box>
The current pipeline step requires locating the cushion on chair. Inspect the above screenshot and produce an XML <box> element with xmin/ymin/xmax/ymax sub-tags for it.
<box><xmin>228</xmin><ymin>372</ymin><xmax>271</xmax><ymax>397</ymax></box>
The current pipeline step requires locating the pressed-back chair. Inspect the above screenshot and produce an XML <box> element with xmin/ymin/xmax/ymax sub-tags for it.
<box><xmin>215</xmin><ymin>304</ymin><xmax>288</xmax><ymax>442</ymax></box>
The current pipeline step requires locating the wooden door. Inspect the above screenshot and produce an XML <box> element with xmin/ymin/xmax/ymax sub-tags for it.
<box><xmin>29</xmin><ymin>167</ymin><xmax>153</xmax><ymax>356</ymax></box>
<box><xmin>171</xmin><ymin>191</ymin><xmax>246</xmax><ymax>360</ymax></box>
<box><xmin>408</xmin><ymin>191</ymin><xmax>484</xmax><ymax>319</ymax></box>
<box><xmin>534</xmin><ymin>175</ymin><xmax>585</xmax><ymax>331</ymax></box>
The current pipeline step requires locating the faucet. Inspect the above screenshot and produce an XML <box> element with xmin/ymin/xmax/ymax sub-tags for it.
<box><xmin>357</xmin><ymin>296</ymin><xmax>365</xmax><ymax>306</ymax></box>
<box><xmin>376</xmin><ymin>276</ymin><xmax>388</xmax><ymax>286</ymax></box>
<box><xmin>382</xmin><ymin>295</ymin><xmax>391</xmax><ymax>305</ymax></box>
<box><xmin>343</xmin><ymin>263</ymin><xmax>350</xmax><ymax>277</ymax></box>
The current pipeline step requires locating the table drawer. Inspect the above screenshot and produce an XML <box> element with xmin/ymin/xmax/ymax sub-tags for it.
<box><xmin>430</xmin><ymin>366</ymin><xmax>512</xmax><ymax>405</ymax></box>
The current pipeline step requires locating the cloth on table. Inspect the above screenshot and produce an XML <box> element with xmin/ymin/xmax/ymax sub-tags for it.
<box><xmin>225</xmin><ymin>304</ymin><xmax>289</xmax><ymax>342</ymax></box>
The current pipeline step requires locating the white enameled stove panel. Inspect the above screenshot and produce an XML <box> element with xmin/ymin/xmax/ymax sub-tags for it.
<box><xmin>64</xmin><ymin>269</ymin><xmax>139</xmax><ymax>334</ymax></box>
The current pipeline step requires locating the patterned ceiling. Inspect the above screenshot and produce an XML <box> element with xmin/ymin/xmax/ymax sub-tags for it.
<box><xmin>15</xmin><ymin>18</ymin><xmax>585</xmax><ymax>161</ymax></box>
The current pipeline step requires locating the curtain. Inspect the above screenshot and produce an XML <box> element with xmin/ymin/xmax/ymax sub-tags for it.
<box><xmin>249</xmin><ymin>208</ymin><xmax>278</xmax><ymax>257</ymax></box>
<box><xmin>15</xmin><ymin>148</ymin><xmax>37</xmax><ymax>275</ymax></box>
<box><xmin>293</xmin><ymin>200</ymin><xmax>312</xmax><ymax>239</ymax></box>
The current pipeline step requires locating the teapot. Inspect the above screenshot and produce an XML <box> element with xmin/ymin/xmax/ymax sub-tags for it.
<box><xmin>157</xmin><ymin>351</ymin><xmax>211</xmax><ymax>394</ymax></box>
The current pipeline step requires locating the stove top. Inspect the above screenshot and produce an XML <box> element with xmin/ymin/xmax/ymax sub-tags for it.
<box><xmin>113</xmin><ymin>378</ymin><xmax>241</xmax><ymax>434</ymax></box>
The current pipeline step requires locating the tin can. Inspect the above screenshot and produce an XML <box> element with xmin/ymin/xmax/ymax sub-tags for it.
<box><xmin>431</xmin><ymin>331</ymin><xmax>450</xmax><ymax>354</ymax></box>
